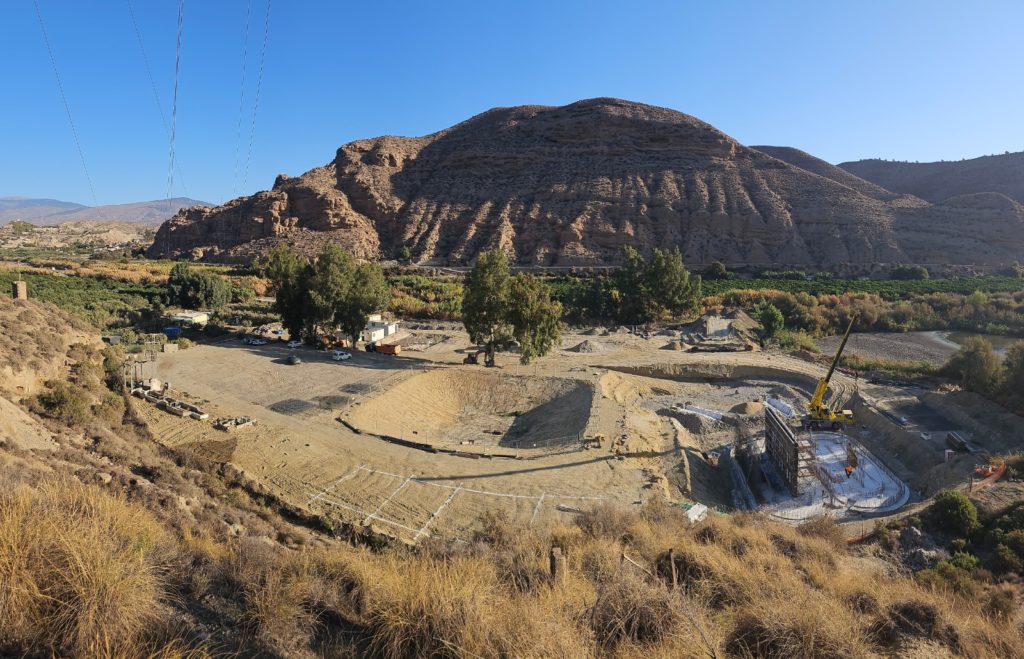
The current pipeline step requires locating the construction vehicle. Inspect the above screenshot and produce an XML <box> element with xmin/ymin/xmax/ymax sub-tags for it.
<box><xmin>319</xmin><ymin>335</ymin><xmax>350</xmax><ymax>351</ymax></box>
<box><xmin>802</xmin><ymin>316</ymin><xmax>857</xmax><ymax>431</ymax></box>
<box><xmin>463</xmin><ymin>349</ymin><xmax>494</xmax><ymax>367</ymax></box>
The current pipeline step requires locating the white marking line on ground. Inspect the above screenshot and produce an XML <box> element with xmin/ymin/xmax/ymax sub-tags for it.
<box><xmin>306</xmin><ymin>464</ymin><xmax>365</xmax><ymax>505</ymax></box>
<box><xmin>356</xmin><ymin>465</ymin><xmax>608</xmax><ymax>501</ymax></box>
<box><xmin>312</xmin><ymin>490</ymin><xmax>423</xmax><ymax>535</ymax></box>
<box><xmin>414</xmin><ymin>484</ymin><xmax>463</xmax><ymax>541</ymax></box>
<box><xmin>530</xmin><ymin>493</ymin><xmax>546</xmax><ymax>527</ymax></box>
<box><xmin>363</xmin><ymin>477</ymin><xmax>411</xmax><ymax>526</ymax></box>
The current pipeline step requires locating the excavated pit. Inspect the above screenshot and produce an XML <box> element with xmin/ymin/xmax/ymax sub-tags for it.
<box><xmin>346</xmin><ymin>370</ymin><xmax>595</xmax><ymax>449</ymax></box>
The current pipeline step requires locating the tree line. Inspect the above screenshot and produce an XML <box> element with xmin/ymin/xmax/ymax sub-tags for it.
<box><xmin>260</xmin><ymin>245</ymin><xmax>391</xmax><ymax>345</ymax></box>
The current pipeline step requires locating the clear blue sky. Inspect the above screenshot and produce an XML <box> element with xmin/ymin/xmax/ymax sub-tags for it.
<box><xmin>3</xmin><ymin>0</ymin><xmax>1022</xmax><ymax>206</ymax></box>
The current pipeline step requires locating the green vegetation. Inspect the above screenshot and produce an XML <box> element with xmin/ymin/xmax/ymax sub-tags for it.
<box><xmin>34</xmin><ymin>381</ymin><xmax>90</xmax><ymax>425</ymax></box>
<box><xmin>612</xmin><ymin>246</ymin><xmax>702</xmax><ymax>325</ymax></box>
<box><xmin>702</xmin><ymin>274</ymin><xmax>1023</xmax><ymax>298</ymax></box>
<box><xmin>507</xmin><ymin>273</ymin><xmax>563</xmax><ymax>365</ymax></box>
<box><xmin>840</xmin><ymin>354</ymin><xmax>940</xmax><ymax>378</ymax></box>
<box><xmin>703</xmin><ymin>260</ymin><xmax>731</xmax><ymax>280</ymax></box>
<box><xmin>940</xmin><ymin>337</ymin><xmax>1024</xmax><ymax>412</ymax></box>
<box><xmin>774</xmin><ymin>329</ymin><xmax>820</xmax><ymax>353</ymax></box>
<box><xmin>929</xmin><ymin>490</ymin><xmax>980</xmax><ymax>537</ymax></box>
<box><xmin>263</xmin><ymin>244</ymin><xmax>391</xmax><ymax>344</ymax></box>
<box><xmin>0</xmin><ymin>269</ymin><xmax>163</xmax><ymax>328</ymax></box>
<box><xmin>754</xmin><ymin>302</ymin><xmax>785</xmax><ymax>338</ymax></box>
<box><xmin>890</xmin><ymin>264</ymin><xmax>930</xmax><ymax>280</ymax></box>
<box><xmin>388</xmin><ymin>274</ymin><xmax>462</xmax><ymax>319</ymax></box>
<box><xmin>461</xmin><ymin>250</ymin><xmax>562</xmax><ymax>364</ymax></box>
<box><xmin>943</xmin><ymin>336</ymin><xmax>1003</xmax><ymax>394</ymax></box>
<box><xmin>166</xmin><ymin>262</ymin><xmax>232</xmax><ymax>310</ymax></box>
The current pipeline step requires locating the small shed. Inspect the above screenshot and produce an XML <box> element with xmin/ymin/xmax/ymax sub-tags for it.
<box><xmin>11</xmin><ymin>280</ymin><xmax>28</xmax><ymax>300</ymax></box>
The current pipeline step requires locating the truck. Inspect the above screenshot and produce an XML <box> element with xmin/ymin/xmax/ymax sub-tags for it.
<box><xmin>366</xmin><ymin>342</ymin><xmax>401</xmax><ymax>355</ymax></box>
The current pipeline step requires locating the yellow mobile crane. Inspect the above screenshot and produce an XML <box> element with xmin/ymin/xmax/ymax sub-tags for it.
<box><xmin>803</xmin><ymin>315</ymin><xmax>857</xmax><ymax>431</ymax></box>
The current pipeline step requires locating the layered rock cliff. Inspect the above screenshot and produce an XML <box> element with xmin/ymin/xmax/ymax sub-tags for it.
<box><xmin>148</xmin><ymin>98</ymin><xmax>1024</xmax><ymax>269</ymax></box>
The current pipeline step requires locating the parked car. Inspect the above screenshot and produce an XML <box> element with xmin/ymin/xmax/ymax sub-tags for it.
<box><xmin>249</xmin><ymin>338</ymin><xmax>267</xmax><ymax>346</ymax></box>
<box><xmin>331</xmin><ymin>350</ymin><xmax>352</xmax><ymax>361</ymax></box>
<box><xmin>286</xmin><ymin>340</ymin><xmax>302</xmax><ymax>348</ymax></box>
<box><xmin>271</xmin><ymin>329</ymin><xmax>285</xmax><ymax>336</ymax></box>
<box><xmin>287</xmin><ymin>354</ymin><xmax>302</xmax><ymax>365</ymax></box>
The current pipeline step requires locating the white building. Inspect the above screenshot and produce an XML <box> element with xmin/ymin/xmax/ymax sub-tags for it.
<box><xmin>360</xmin><ymin>313</ymin><xmax>399</xmax><ymax>343</ymax></box>
<box><xmin>166</xmin><ymin>310</ymin><xmax>209</xmax><ymax>326</ymax></box>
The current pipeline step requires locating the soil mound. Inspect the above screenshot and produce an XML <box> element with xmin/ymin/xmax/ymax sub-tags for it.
<box><xmin>346</xmin><ymin>370</ymin><xmax>593</xmax><ymax>449</ymax></box>
<box><xmin>730</xmin><ymin>401</ymin><xmax>765</xmax><ymax>415</ymax></box>
<box><xmin>568</xmin><ymin>340</ymin><xmax>603</xmax><ymax>353</ymax></box>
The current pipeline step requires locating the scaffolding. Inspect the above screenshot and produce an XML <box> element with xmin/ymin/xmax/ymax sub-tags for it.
<box><xmin>764</xmin><ymin>406</ymin><xmax>816</xmax><ymax>495</ymax></box>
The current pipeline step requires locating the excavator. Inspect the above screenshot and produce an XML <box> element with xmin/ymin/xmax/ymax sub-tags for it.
<box><xmin>463</xmin><ymin>349</ymin><xmax>495</xmax><ymax>367</ymax></box>
<box><xmin>802</xmin><ymin>315</ymin><xmax>857</xmax><ymax>431</ymax></box>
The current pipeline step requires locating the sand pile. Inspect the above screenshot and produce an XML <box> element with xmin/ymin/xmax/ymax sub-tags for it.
<box><xmin>662</xmin><ymin>340</ymin><xmax>685</xmax><ymax>351</ymax></box>
<box><xmin>730</xmin><ymin>401</ymin><xmax>765</xmax><ymax>415</ymax></box>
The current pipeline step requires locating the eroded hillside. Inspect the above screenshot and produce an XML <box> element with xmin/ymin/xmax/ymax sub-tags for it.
<box><xmin>148</xmin><ymin>98</ymin><xmax>1024</xmax><ymax>270</ymax></box>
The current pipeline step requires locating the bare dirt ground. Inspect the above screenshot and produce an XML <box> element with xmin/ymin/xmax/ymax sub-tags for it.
<box><xmin>819</xmin><ymin>331</ymin><xmax>956</xmax><ymax>365</ymax></box>
<box><xmin>141</xmin><ymin>327</ymin><xmax>1007</xmax><ymax>542</ymax></box>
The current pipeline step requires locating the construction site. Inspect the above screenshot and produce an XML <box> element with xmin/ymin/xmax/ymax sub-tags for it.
<box><xmin>130</xmin><ymin>312</ymin><xmax>1022</xmax><ymax>543</ymax></box>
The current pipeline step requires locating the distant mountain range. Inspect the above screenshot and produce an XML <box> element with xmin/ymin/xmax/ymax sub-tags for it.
<box><xmin>0</xmin><ymin>197</ymin><xmax>209</xmax><ymax>226</ymax></box>
<box><xmin>838</xmin><ymin>152</ymin><xmax>1024</xmax><ymax>205</ymax></box>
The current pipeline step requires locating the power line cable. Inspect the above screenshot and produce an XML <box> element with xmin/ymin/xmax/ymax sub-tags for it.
<box><xmin>127</xmin><ymin>0</ymin><xmax>190</xmax><ymax>198</ymax></box>
<box><xmin>242</xmin><ymin>0</ymin><xmax>271</xmax><ymax>192</ymax></box>
<box><xmin>166</xmin><ymin>0</ymin><xmax>184</xmax><ymax>207</ymax></box>
<box><xmin>231</xmin><ymin>0</ymin><xmax>252</xmax><ymax>199</ymax></box>
<box><xmin>33</xmin><ymin>0</ymin><xmax>97</xmax><ymax>206</ymax></box>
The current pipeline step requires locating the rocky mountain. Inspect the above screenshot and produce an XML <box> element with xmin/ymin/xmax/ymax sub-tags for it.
<box><xmin>839</xmin><ymin>152</ymin><xmax>1024</xmax><ymax>205</ymax></box>
<box><xmin>147</xmin><ymin>98</ymin><xmax>1024</xmax><ymax>270</ymax></box>
<box><xmin>0</xmin><ymin>197</ymin><xmax>209</xmax><ymax>226</ymax></box>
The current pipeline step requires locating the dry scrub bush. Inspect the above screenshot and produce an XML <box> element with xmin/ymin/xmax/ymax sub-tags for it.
<box><xmin>0</xmin><ymin>479</ymin><xmax>174</xmax><ymax>656</ymax></box>
<box><xmin>725</xmin><ymin>593</ymin><xmax>870</xmax><ymax>658</ymax></box>
<box><xmin>590</xmin><ymin>569</ymin><xmax>684</xmax><ymax>649</ymax></box>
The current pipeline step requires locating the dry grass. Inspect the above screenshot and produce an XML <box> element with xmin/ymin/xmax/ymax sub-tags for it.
<box><xmin>0</xmin><ymin>479</ymin><xmax>174</xmax><ymax>656</ymax></box>
<box><xmin>3</xmin><ymin>459</ymin><xmax>1024</xmax><ymax>657</ymax></box>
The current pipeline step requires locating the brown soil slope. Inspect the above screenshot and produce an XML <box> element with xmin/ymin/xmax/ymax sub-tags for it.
<box><xmin>840</xmin><ymin>151</ymin><xmax>1024</xmax><ymax>205</ymax></box>
<box><xmin>148</xmin><ymin>98</ymin><xmax>1024</xmax><ymax>269</ymax></box>
<box><xmin>0</xmin><ymin>296</ymin><xmax>96</xmax><ymax>397</ymax></box>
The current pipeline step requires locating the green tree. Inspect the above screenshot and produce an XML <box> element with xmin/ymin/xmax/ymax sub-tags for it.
<box><xmin>305</xmin><ymin>245</ymin><xmax>356</xmax><ymax>339</ymax></box>
<box><xmin>507</xmin><ymin>274</ymin><xmax>562</xmax><ymax>364</ymax></box>
<box><xmin>613</xmin><ymin>246</ymin><xmax>654</xmax><ymax>325</ymax></box>
<box><xmin>890</xmin><ymin>265</ymin><xmax>930</xmax><ymax>280</ymax></box>
<box><xmin>613</xmin><ymin>246</ymin><xmax>701</xmax><ymax>324</ymax></box>
<box><xmin>930</xmin><ymin>489</ymin><xmax>980</xmax><ymax>537</ymax></box>
<box><xmin>263</xmin><ymin>245</ymin><xmax>308</xmax><ymax>341</ymax></box>
<box><xmin>704</xmin><ymin>260</ymin><xmax>729</xmax><ymax>280</ymax></box>
<box><xmin>647</xmin><ymin>247</ymin><xmax>702</xmax><ymax>317</ymax></box>
<box><xmin>399</xmin><ymin>245</ymin><xmax>412</xmax><ymax>262</ymax></box>
<box><xmin>336</xmin><ymin>262</ymin><xmax>391</xmax><ymax>345</ymax></box>
<box><xmin>166</xmin><ymin>263</ymin><xmax>231</xmax><ymax>310</ymax></box>
<box><xmin>756</xmin><ymin>302</ymin><xmax>785</xmax><ymax>338</ymax></box>
<box><xmin>944</xmin><ymin>336</ymin><xmax>1002</xmax><ymax>394</ymax></box>
<box><xmin>461</xmin><ymin>250</ymin><xmax>512</xmax><ymax>361</ymax></box>
<box><xmin>999</xmin><ymin>342</ymin><xmax>1024</xmax><ymax>413</ymax></box>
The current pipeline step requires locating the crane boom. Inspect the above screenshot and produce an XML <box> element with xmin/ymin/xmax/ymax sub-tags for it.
<box><xmin>806</xmin><ymin>315</ymin><xmax>857</xmax><ymax>427</ymax></box>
